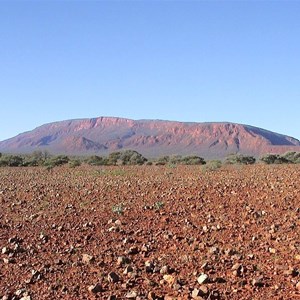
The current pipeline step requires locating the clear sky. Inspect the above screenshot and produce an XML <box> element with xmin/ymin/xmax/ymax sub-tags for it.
<box><xmin>0</xmin><ymin>1</ymin><xmax>299</xmax><ymax>141</ymax></box>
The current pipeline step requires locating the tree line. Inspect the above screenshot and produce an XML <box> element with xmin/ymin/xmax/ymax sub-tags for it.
<box><xmin>0</xmin><ymin>150</ymin><xmax>300</xmax><ymax>168</ymax></box>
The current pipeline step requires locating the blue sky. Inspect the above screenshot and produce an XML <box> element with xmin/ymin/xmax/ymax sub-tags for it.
<box><xmin>0</xmin><ymin>1</ymin><xmax>299</xmax><ymax>141</ymax></box>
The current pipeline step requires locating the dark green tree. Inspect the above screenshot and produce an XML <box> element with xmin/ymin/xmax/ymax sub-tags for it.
<box><xmin>260</xmin><ymin>154</ymin><xmax>289</xmax><ymax>164</ymax></box>
<box><xmin>7</xmin><ymin>155</ymin><xmax>24</xmax><ymax>166</ymax></box>
<box><xmin>108</xmin><ymin>151</ymin><xmax>121</xmax><ymax>165</ymax></box>
<box><xmin>120</xmin><ymin>150</ymin><xmax>147</xmax><ymax>165</ymax></box>
<box><xmin>182</xmin><ymin>155</ymin><xmax>206</xmax><ymax>165</ymax></box>
<box><xmin>86</xmin><ymin>155</ymin><xmax>108</xmax><ymax>166</ymax></box>
<box><xmin>44</xmin><ymin>155</ymin><xmax>69</xmax><ymax>167</ymax></box>
<box><xmin>225</xmin><ymin>154</ymin><xmax>256</xmax><ymax>165</ymax></box>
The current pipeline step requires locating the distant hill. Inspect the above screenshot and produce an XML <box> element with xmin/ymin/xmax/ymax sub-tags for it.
<box><xmin>0</xmin><ymin>117</ymin><xmax>300</xmax><ymax>159</ymax></box>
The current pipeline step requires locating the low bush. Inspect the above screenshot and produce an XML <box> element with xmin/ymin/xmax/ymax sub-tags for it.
<box><xmin>69</xmin><ymin>159</ymin><xmax>81</xmax><ymax>168</ymax></box>
<box><xmin>86</xmin><ymin>155</ymin><xmax>108</xmax><ymax>166</ymax></box>
<box><xmin>225</xmin><ymin>154</ymin><xmax>256</xmax><ymax>165</ymax></box>
<box><xmin>159</xmin><ymin>155</ymin><xmax>206</xmax><ymax>166</ymax></box>
<box><xmin>44</xmin><ymin>155</ymin><xmax>70</xmax><ymax>167</ymax></box>
<box><xmin>281</xmin><ymin>151</ymin><xmax>300</xmax><ymax>164</ymax></box>
<box><xmin>181</xmin><ymin>155</ymin><xmax>206</xmax><ymax>165</ymax></box>
<box><xmin>202</xmin><ymin>160</ymin><xmax>222</xmax><ymax>172</ymax></box>
<box><xmin>112</xmin><ymin>203</ymin><xmax>124</xmax><ymax>215</ymax></box>
<box><xmin>260</xmin><ymin>154</ymin><xmax>290</xmax><ymax>164</ymax></box>
<box><xmin>0</xmin><ymin>155</ymin><xmax>23</xmax><ymax>167</ymax></box>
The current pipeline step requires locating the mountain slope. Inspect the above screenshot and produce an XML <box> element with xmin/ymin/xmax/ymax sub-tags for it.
<box><xmin>0</xmin><ymin>117</ymin><xmax>299</xmax><ymax>158</ymax></box>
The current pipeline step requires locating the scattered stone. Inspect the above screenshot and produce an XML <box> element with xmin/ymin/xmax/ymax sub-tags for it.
<box><xmin>252</xmin><ymin>277</ymin><xmax>264</xmax><ymax>287</ymax></box>
<box><xmin>125</xmin><ymin>290</ymin><xmax>137</xmax><ymax>298</ymax></box>
<box><xmin>203</xmin><ymin>225</ymin><xmax>208</xmax><ymax>233</ymax></box>
<box><xmin>191</xmin><ymin>288</ymin><xmax>205</xmax><ymax>300</ymax></box>
<box><xmin>88</xmin><ymin>283</ymin><xmax>102</xmax><ymax>293</ymax></box>
<box><xmin>15</xmin><ymin>289</ymin><xmax>26</xmax><ymax>296</ymax></box>
<box><xmin>82</xmin><ymin>253</ymin><xmax>94</xmax><ymax>264</ymax></box>
<box><xmin>30</xmin><ymin>269</ymin><xmax>42</xmax><ymax>282</ymax></box>
<box><xmin>128</xmin><ymin>246</ymin><xmax>139</xmax><ymax>255</ymax></box>
<box><xmin>20</xmin><ymin>296</ymin><xmax>31</xmax><ymax>300</ymax></box>
<box><xmin>295</xmin><ymin>254</ymin><xmax>300</xmax><ymax>261</ymax></box>
<box><xmin>123</xmin><ymin>265</ymin><xmax>134</xmax><ymax>275</ymax></box>
<box><xmin>115</xmin><ymin>219</ymin><xmax>122</xmax><ymax>226</ymax></box>
<box><xmin>8</xmin><ymin>237</ymin><xmax>18</xmax><ymax>244</ymax></box>
<box><xmin>145</xmin><ymin>278</ymin><xmax>157</xmax><ymax>287</ymax></box>
<box><xmin>232</xmin><ymin>263</ymin><xmax>243</xmax><ymax>277</ymax></box>
<box><xmin>141</xmin><ymin>244</ymin><xmax>149</xmax><ymax>253</ymax></box>
<box><xmin>1</xmin><ymin>247</ymin><xmax>10</xmax><ymax>254</ymax></box>
<box><xmin>145</xmin><ymin>261</ymin><xmax>155</xmax><ymax>273</ymax></box>
<box><xmin>117</xmin><ymin>256</ymin><xmax>130</xmax><ymax>266</ymax></box>
<box><xmin>57</xmin><ymin>225</ymin><xmax>64</xmax><ymax>231</ymax></box>
<box><xmin>108</xmin><ymin>226</ymin><xmax>117</xmax><ymax>232</ymax></box>
<box><xmin>201</xmin><ymin>262</ymin><xmax>212</xmax><ymax>271</ymax></box>
<box><xmin>269</xmin><ymin>247</ymin><xmax>276</xmax><ymax>254</ymax></box>
<box><xmin>13</xmin><ymin>243</ymin><xmax>23</xmax><ymax>253</ymax></box>
<box><xmin>147</xmin><ymin>291</ymin><xmax>156</xmax><ymax>300</ymax></box>
<box><xmin>3</xmin><ymin>257</ymin><xmax>15</xmax><ymax>264</ymax></box>
<box><xmin>163</xmin><ymin>274</ymin><xmax>175</xmax><ymax>285</ymax></box>
<box><xmin>123</xmin><ymin>237</ymin><xmax>134</xmax><ymax>244</ymax></box>
<box><xmin>232</xmin><ymin>263</ymin><xmax>241</xmax><ymax>270</ymax></box>
<box><xmin>209</xmin><ymin>246</ymin><xmax>218</xmax><ymax>254</ymax></box>
<box><xmin>214</xmin><ymin>277</ymin><xmax>226</xmax><ymax>283</ymax></box>
<box><xmin>160</xmin><ymin>265</ymin><xmax>170</xmax><ymax>274</ymax></box>
<box><xmin>209</xmin><ymin>290</ymin><xmax>220</xmax><ymax>300</ymax></box>
<box><xmin>108</xmin><ymin>272</ymin><xmax>120</xmax><ymax>283</ymax></box>
<box><xmin>197</xmin><ymin>274</ymin><xmax>209</xmax><ymax>284</ymax></box>
<box><xmin>284</xmin><ymin>267</ymin><xmax>298</xmax><ymax>277</ymax></box>
<box><xmin>39</xmin><ymin>233</ymin><xmax>49</xmax><ymax>243</ymax></box>
<box><xmin>55</xmin><ymin>258</ymin><xmax>63</xmax><ymax>265</ymax></box>
<box><xmin>224</xmin><ymin>248</ymin><xmax>235</xmax><ymax>256</ymax></box>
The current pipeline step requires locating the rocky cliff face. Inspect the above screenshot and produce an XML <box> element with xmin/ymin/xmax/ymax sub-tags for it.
<box><xmin>1</xmin><ymin>117</ymin><xmax>299</xmax><ymax>158</ymax></box>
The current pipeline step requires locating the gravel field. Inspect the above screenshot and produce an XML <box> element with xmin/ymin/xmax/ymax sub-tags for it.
<box><xmin>1</xmin><ymin>164</ymin><xmax>300</xmax><ymax>300</ymax></box>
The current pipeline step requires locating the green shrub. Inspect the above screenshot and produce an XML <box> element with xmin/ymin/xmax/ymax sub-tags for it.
<box><xmin>86</xmin><ymin>155</ymin><xmax>108</xmax><ymax>166</ymax></box>
<box><xmin>202</xmin><ymin>160</ymin><xmax>222</xmax><ymax>172</ymax></box>
<box><xmin>154</xmin><ymin>201</ymin><xmax>165</xmax><ymax>210</ymax></box>
<box><xmin>22</xmin><ymin>157</ymin><xmax>40</xmax><ymax>167</ymax></box>
<box><xmin>0</xmin><ymin>156</ymin><xmax>8</xmax><ymax>166</ymax></box>
<box><xmin>225</xmin><ymin>154</ymin><xmax>256</xmax><ymax>165</ymax></box>
<box><xmin>169</xmin><ymin>155</ymin><xmax>183</xmax><ymax>164</ymax></box>
<box><xmin>112</xmin><ymin>203</ymin><xmax>124</xmax><ymax>215</ymax></box>
<box><xmin>282</xmin><ymin>151</ymin><xmax>300</xmax><ymax>163</ymax></box>
<box><xmin>162</xmin><ymin>155</ymin><xmax>206</xmax><ymax>166</ymax></box>
<box><xmin>69</xmin><ymin>159</ymin><xmax>81</xmax><ymax>168</ymax></box>
<box><xmin>156</xmin><ymin>156</ymin><xmax>170</xmax><ymax>165</ymax></box>
<box><xmin>0</xmin><ymin>155</ymin><xmax>24</xmax><ymax>167</ymax></box>
<box><xmin>260</xmin><ymin>154</ymin><xmax>290</xmax><ymax>164</ymax></box>
<box><xmin>120</xmin><ymin>150</ymin><xmax>147</xmax><ymax>165</ymax></box>
<box><xmin>181</xmin><ymin>155</ymin><xmax>206</xmax><ymax>165</ymax></box>
<box><xmin>107</xmin><ymin>150</ymin><xmax>147</xmax><ymax>166</ymax></box>
<box><xmin>44</xmin><ymin>155</ymin><xmax>69</xmax><ymax>167</ymax></box>
<box><xmin>108</xmin><ymin>151</ymin><xmax>122</xmax><ymax>165</ymax></box>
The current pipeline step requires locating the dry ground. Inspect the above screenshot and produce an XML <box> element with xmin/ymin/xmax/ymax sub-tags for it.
<box><xmin>1</xmin><ymin>164</ymin><xmax>300</xmax><ymax>300</ymax></box>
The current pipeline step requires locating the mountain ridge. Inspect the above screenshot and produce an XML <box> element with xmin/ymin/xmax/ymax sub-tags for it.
<box><xmin>1</xmin><ymin>117</ymin><xmax>300</xmax><ymax>159</ymax></box>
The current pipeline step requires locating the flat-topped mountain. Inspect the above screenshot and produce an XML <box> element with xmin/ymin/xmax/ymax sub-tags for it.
<box><xmin>1</xmin><ymin>117</ymin><xmax>299</xmax><ymax>158</ymax></box>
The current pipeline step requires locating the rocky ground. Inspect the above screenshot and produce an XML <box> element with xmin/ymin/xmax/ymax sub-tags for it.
<box><xmin>1</xmin><ymin>164</ymin><xmax>300</xmax><ymax>300</ymax></box>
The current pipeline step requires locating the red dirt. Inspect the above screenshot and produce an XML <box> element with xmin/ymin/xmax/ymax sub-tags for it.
<box><xmin>1</xmin><ymin>164</ymin><xmax>300</xmax><ymax>299</ymax></box>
